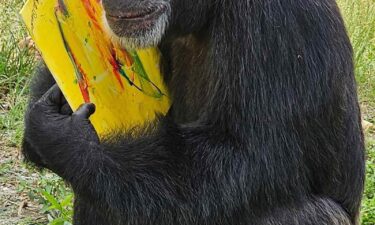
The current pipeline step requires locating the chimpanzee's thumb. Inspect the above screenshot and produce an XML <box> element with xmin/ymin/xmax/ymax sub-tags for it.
<box><xmin>73</xmin><ymin>103</ymin><xmax>96</xmax><ymax>119</ymax></box>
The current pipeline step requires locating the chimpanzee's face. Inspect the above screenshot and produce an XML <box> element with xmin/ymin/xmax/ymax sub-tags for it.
<box><xmin>102</xmin><ymin>0</ymin><xmax>171</xmax><ymax>49</ymax></box>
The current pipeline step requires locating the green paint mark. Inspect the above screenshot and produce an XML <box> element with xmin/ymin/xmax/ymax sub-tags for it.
<box><xmin>128</xmin><ymin>51</ymin><xmax>165</xmax><ymax>98</ymax></box>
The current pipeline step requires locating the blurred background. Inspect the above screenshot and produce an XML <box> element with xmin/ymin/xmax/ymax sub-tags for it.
<box><xmin>0</xmin><ymin>0</ymin><xmax>374</xmax><ymax>224</ymax></box>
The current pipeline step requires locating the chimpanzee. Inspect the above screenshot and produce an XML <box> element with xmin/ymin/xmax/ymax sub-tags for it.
<box><xmin>22</xmin><ymin>0</ymin><xmax>366</xmax><ymax>224</ymax></box>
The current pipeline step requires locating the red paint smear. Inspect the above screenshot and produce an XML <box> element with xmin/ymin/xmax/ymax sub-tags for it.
<box><xmin>77</xmin><ymin>66</ymin><xmax>91</xmax><ymax>103</ymax></box>
<box><xmin>93</xmin><ymin>43</ymin><xmax>125</xmax><ymax>90</ymax></box>
<box><xmin>78</xmin><ymin>80</ymin><xmax>91</xmax><ymax>103</ymax></box>
<box><xmin>71</xmin><ymin>53</ymin><xmax>91</xmax><ymax>103</ymax></box>
<box><xmin>130</xmin><ymin>71</ymin><xmax>135</xmax><ymax>83</ymax></box>
<box><xmin>108</xmin><ymin>54</ymin><xmax>125</xmax><ymax>89</ymax></box>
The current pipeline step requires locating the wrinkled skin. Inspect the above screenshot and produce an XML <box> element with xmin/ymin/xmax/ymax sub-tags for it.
<box><xmin>23</xmin><ymin>0</ymin><xmax>365</xmax><ymax>224</ymax></box>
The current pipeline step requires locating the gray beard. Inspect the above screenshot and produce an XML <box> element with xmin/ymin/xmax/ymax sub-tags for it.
<box><xmin>102</xmin><ymin>12</ymin><xmax>169</xmax><ymax>50</ymax></box>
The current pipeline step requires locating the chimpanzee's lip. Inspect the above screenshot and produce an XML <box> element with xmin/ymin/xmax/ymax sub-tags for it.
<box><xmin>107</xmin><ymin>5</ymin><xmax>167</xmax><ymax>22</ymax></box>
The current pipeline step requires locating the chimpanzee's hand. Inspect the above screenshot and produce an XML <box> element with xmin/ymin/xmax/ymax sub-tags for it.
<box><xmin>22</xmin><ymin>84</ymin><xmax>99</xmax><ymax>171</ymax></box>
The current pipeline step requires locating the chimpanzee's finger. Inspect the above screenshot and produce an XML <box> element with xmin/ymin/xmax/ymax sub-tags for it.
<box><xmin>73</xmin><ymin>103</ymin><xmax>96</xmax><ymax>119</ymax></box>
<box><xmin>42</xmin><ymin>84</ymin><xmax>63</xmax><ymax>106</ymax></box>
<box><xmin>60</xmin><ymin>102</ymin><xmax>73</xmax><ymax>115</ymax></box>
<box><xmin>33</xmin><ymin>84</ymin><xmax>63</xmax><ymax>113</ymax></box>
<box><xmin>59</xmin><ymin>94</ymin><xmax>73</xmax><ymax>115</ymax></box>
<box><xmin>61</xmin><ymin>93</ymin><xmax>68</xmax><ymax>105</ymax></box>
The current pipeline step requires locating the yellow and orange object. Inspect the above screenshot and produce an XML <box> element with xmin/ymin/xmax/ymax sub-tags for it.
<box><xmin>20</xmin><ymin>0</ymin><xmax>171</xmax><ymax>137</ymax></box>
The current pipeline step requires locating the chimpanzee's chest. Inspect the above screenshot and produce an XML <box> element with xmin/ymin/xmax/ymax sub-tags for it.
<box><xmin>159</xmin><ymin>34</ymin><xmax>211</xmax><ymax>124</ymax></box>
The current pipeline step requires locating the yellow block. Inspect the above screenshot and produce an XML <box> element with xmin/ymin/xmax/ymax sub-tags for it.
<box><xmin>20</xmin><ymin>0</ymin><xmax>171</xmax><ymax>138</ymax></box>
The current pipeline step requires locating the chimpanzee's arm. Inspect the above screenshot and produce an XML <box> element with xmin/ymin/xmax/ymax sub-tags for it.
<box><xmin>23</xmin><ymin>86</ymin><xmax>239</xmax><ymax>224</ymax></box>
<box><xmin>22</xmin><ymin>63</ymin><xmax>55</xmax><ymax>167</ymax></box>
<box><xmin>22</xmin><ymin>84</ymin><xmax>229</xmax><ymax>224</ymax></box>
<box><xmin>62</xmin><ymin>128</ymin><xmax>191</xmax><ymax>223</ymax></box>
<box><xmin>28</xmin><ymin>62</ymin><xmax>56</xmax><ymax>103</ymax></box>
<box><xmin>23</xmin><ymin>63</ymin><xmax>73</xmax><ymax>168</ymax></box>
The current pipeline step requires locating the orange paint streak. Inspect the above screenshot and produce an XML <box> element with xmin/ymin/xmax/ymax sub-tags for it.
<box><xmin>118</xmin><ymin>49</ymin><xmax>134</xmax><ymax>67</ymax></box>
<box><xmin>96</xmin><ymin>43</ymin><xmax>111</xmax><ymax>67</ymax></box>
<box><xmin>82</xmin><ymin>0</ymin><xmax>102</xmax><ymax>31</ymax></box>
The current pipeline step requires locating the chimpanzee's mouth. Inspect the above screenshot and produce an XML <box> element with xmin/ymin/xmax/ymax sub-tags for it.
<box><xmin>103</xmin><ymin>3</ymin><xmax>170</xmax><ymax>49</ymax></box>
<box><xmin>106</xmin><ymin>5</ymin><xmax>167</xmax><ymax>22</ymax></box>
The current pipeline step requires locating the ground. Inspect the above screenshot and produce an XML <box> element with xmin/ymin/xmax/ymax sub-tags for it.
<box><xmin>0</xmin><ymin>142</ymin><xmax>46</xmax><ymax>225</ymax></box>
<box><xmin>0</xmin><ymin>0</ymin><xmax>374</xmax><ymax>224</ymax></box>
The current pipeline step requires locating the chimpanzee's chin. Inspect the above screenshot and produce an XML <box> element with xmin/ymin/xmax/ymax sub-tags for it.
<box><xmin>102</xmin><ymin>9</ymin><xmax>169</xmax><ymax>49</ymax></box>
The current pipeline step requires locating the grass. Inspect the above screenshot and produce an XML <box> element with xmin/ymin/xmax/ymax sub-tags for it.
<box><xmin>0</xmin><ymin>0</ymin><xmax>34</xmax><ymax>146</ymax></box>
<box><xmin>338</xmin><ymin>0</ymin><xmax>375</xmax><ymax>124</ymax></box>
<box><xmin>337</xmin><ymin>1</ymin><xmax>375</xmax><ymax>224</ymax></box>
<box><xmin>0</xmin><ymin>0</ymin><xmax>374</xmax><ymax>224</ymax></box>
<box><xmin>363</xmin><ymin>139</ymin><xmax>375</xmax><ymax>224</ymax></box>
<box><xmin>0</xmin><ymin>0</ymin><xmax>73</xmax><ymax>224</ymax></box>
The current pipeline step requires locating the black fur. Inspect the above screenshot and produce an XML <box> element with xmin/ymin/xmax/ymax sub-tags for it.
<box><xmin>23</xmin><ymin>0</ymin><xmax>365</xmax><ymax>224</ymax></box>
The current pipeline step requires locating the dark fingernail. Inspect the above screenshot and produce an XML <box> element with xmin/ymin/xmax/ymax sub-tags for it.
<box><xmin>75</xmin><ymin>103</ymin><xmax>96</xmax><ymax>118</ymax></box>
<box><xmin>86</xmin><ymin>103</ymin><xmax>96</xmax><ymax>115</ymax></box>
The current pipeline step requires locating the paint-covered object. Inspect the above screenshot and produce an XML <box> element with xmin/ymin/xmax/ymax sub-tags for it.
<box><xmin>20</xmin><ymin>0</ymin><xmax>171</xmax><ymax>137</ymax></box>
